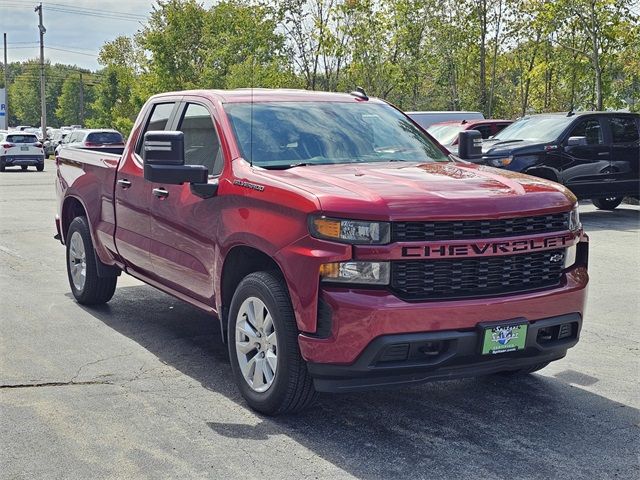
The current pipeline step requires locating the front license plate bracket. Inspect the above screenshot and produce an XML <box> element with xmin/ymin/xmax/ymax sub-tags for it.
<box><xmin>479</xmin><ymin>321</ymin><xmax>528</xmax><ymax>355</ymax></box>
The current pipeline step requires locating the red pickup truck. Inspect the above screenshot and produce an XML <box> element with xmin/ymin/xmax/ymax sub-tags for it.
<box><xmin>55</xmin><ymin>89</ymin><xmax>589</xmax><ymax>415</ymax></box>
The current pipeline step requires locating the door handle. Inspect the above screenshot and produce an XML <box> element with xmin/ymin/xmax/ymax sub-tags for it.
<box><xmin>152</xmin><ymin>187</ymin><xmax>169</xmax><ymax>199</ymax></box>
<box><xmin>117</xmin><ymin>179</ymin><xmax>132</xmax><ymax>188</ymax></box>
<box><xmin>597</xmin><ymin>152</ymin><xmax>609</xmax><ymax>156</ymax></box>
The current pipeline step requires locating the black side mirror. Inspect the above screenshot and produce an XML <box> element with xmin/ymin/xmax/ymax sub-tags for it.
<box><xmin>457</xmin><ymin>130</ymin><xmax>483</xmax><ymax>161</ymax></box>
<box><xmin>143</xmin><ymin>131</ymin><xmax>208</xmax><ymax>185</ymax></box>
<box><xmin>567</xmin><ymin>136</ymin><xmax>587</xmax><ymax>146</ymax></box>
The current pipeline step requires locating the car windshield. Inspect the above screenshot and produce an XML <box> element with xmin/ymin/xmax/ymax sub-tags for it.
<box><xmin>427</xmin><ymin>124</ymin><xmax>465</xmax><ymax>145</ymax></box>
<box><xmin>224</xmin><ymin>101</ymin><xmax>448</xmax><ymax>168</ymax></box>
<box><xmin>86</xmin><ymin>132</ymin><xmax>123</xmax><ymax>144</ymax></box>
<box><xmin>492</xmin><ymin>116</ymin><xmax>574</xmax><ymax>142</ymax></box>
<box><xmin>6</xmin><ymin>134</ymin><xmax>38</xmax><ymax>144</ymax></box>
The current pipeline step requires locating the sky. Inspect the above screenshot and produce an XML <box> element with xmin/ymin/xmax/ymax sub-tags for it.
<box><xmin>0</xmin><ymin>0</ymin><xmax>214</xmax><ymax>71</ymax></box>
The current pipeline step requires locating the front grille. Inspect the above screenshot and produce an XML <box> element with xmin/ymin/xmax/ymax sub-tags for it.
<box><xmin>391</xmin><ymin>249</ymin><xmax>565</xmax><ymax>301</ymax></box>
<box><xmin>392</xmin><ymin>213</ymin><xmax>569</xmax><ymax>242</ymax></box>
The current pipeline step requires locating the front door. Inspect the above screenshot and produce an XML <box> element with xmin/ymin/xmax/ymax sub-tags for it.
<box><xmin>149</xmin><ymin>101</ymin><xmax>226</xmax><ymax>306</ymax></box>
<box><xmin>561</xmin><ymin>117</ymin><xmax>612</xmax><ymax>197</ymax></box>
<box><xmin>607</xmin><ymin>115</ymin><xmax>640</xmax><ymax>197</ymax></box>
<box><xmin>114</xmin><ymin>101</ymin><xmax>178</xmax><ymax>276</ymax></box>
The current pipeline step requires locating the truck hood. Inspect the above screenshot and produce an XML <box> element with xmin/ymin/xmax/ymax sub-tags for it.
<box><xmin>266</xmin><ymin>161</ymin><xmax>575</xmax><ymax>220</ymax></box>
<box><xmin>482</xmin><ymin>139</ymin><xmax>544</xmax><ymax>156</ymax></box>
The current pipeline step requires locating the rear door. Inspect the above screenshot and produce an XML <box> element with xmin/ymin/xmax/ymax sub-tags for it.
<box><xmin>607</xmin><ymin>115</ymin><xmax>640</xmax><ymax>197</ymax></box>
<box><xmin>114</xmin><ymin>101</ymin><xmax>180</xmax><ymax>277</ymax></box>
<box><xmin>561</xmin><ymin>116</ymin><xmax>611</xmax><ymax>197</ymax></box>
<box><xmin>149</xmin><ymin>100</ymin><xmax>226</xmax><ymax>306</ymax></box>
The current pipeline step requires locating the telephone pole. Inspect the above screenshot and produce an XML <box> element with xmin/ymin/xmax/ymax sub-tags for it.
<box><xmin>79</xmin><ymin>72</ymin><xmax>84</xmax><ymax>126</ymax></box>
<box><xmin>3</xmin><ymin>33</ymin><xmax>8</xmax><ymax>130</ymax></box>
<box><xmin>35</xmin><ymin>3</ymin><xmax>46</xmax><ymax>138</ymax></box>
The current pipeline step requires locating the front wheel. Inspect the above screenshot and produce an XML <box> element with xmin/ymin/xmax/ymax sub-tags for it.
<box><xmin>592</xmin><ymin>196</ymin><xmax>623</xmax><ymax>210</ymax></box>
<box><xmin>228</xmin><ymin>271</ymin><xmax>317</xmax><ymax>415</ymax></box>
<box><xmin>21</xmin><ymin>165</ymin><xmax>28</xmax><ymax>171</ymax></box>
<box><xmin>66</xmin><ymin>216</ymin><xmax>117</xmax><ymax>304</ymax></box>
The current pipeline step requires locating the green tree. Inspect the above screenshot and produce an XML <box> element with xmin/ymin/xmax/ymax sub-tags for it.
<box><xmin>56</xmin><ymin>74</ymin><xmax>94</xmax><ymax>126</ymax></box>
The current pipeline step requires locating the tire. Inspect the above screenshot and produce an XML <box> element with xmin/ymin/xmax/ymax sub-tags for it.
<box><xmin>21</xmin><ymin>165</ymin><xmax>28</xmax><ymax>171</ymax></box>
<box><xmin>0</xmin><ymin>161</ymin><xmax>5</xmax><ymax>172</ymax></box>
<box><xmin>497</xmin><ymin>362</ymin><xmax>549</xmax><ymax>376</ymax></box>
<box><xmin>592</xmin><ymin>196</ymin><xmax>623</xmax><ymax>210</ymax></box>
<box><xmin>228</xmin><ymin>271</ymin><xmax>317</xmax><ymax>415</ymax></box>
<box><xmin>36</xmin><ymin>163</ymin><xmax>44</xmax><ymax>172</ymax></box>
<box><xmin>66</xmin><ymin>216</ymin><xmax>117</xmax><ymax>305</ymax></box>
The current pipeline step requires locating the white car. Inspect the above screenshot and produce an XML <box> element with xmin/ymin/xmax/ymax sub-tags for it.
<box><xmin>0</xmin><ymin>132</ymin><xmax>45</xmax><ymax>172</ymax></box>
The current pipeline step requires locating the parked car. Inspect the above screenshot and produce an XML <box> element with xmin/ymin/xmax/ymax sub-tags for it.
<box><xmin>55</xmin><ymin>89</ymin><xmax>588</xmax><ymax>415</ymax></box>
<box><xmin>14</xmin><ymin>125</ymin><xmax>32</xmax><ymax>132</ymax></box>
<box><xmin>60</xmin><ymin>128</ymin><xmax>125</xmax><ymax>154</ymax></box>
<box><xmin>0</xmin><ymin>132</ymin><xmax>45</xmax><ymax>171</ymax></box>
<box><xmin>427</xmin><ymin>119</ymin><xmax>513</xmax><ymax>151</ymax></box>
<box><xmin>44</xmin><ymin>128</ymin><xmax>61</xmax><ymax>156</ymax></box>
<box><xmin>479</xmin><ymin>112</ymin><xmax>640</xmax><ymax>210</ymax></box>
<box><xmin>407</xmin><ymin>111</ymin><xmax>484</xmax><ymax>130</ymax></box>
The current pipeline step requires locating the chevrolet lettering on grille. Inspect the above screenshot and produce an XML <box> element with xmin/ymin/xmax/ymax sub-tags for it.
<box><xmin>400</xmin><ymin>233</ymin><xmax>573</xmax><ymax>258</ymax></box>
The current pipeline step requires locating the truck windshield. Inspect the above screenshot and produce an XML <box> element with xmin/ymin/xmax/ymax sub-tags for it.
<box><xmin>492</xmin><ymin>116</ymin><xmax>574</xmax><ymax>143</ymax></box>
<box><xmin>224</xmin><ymin>101</ymin><xmax>449</xmax><ymax>168</ymax></box>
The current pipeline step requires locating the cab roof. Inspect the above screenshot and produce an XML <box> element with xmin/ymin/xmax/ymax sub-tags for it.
<box><xmin>150</xmin><ymin>88</ymin><xmax>386</xmax><ymax>104</ymax></box>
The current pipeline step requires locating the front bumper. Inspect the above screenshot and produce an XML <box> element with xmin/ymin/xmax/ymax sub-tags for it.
<box><xmin>1</xmin><ymin>155</ymin><xmax>45</xmax><ymax>166</ymax></box>
<box><xmin>308</xmin><ymin>312</ymin><xmax>581</xmax><ymax>392</ymax></box>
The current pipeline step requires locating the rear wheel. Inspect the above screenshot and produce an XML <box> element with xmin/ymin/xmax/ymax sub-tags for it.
<box><xmin>21</xmin><ymin>165</ymin><xmax>28</xmax><ymax>171</ymax></box>
<box><xmin>36</xmin><ymin>163</ymin><xmax>44</xmax><ymax>172</ymax></box>
<box><xmin>66</xmin><ymin>216</ymin><xmax>117</xmax><ymax>305</ymax></box>
<box><xmin>228</xmin><ymin>271</ymin><xmax>317</xmax><ymax>415</ymax></box>
<box><xmin>0</xmin><ymin>161</ymin><xmax>5</xmax><ymax>172</ymax></box>
<box><xmin>592</xmin><ymin>196</ymin><xmax>623</xmax><ymax>210</ymax></box>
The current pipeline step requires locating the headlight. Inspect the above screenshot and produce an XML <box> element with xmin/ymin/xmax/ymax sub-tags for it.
<box><xmin>319</xmin><ymin>261</ymin><xmax>390</xmax><ymax>285</ymax></box>
<box><xmin>488</xmin><ymin>156</ymin><xmax>513</xmax><ymax>167</ymax></box>
<box><xmin>310</xmin><ymin>216</ymin><xmax>390</xmax><ymax>244</ymax></box>
<box><xmin>568</xmin><ymin>206</ymin><xmax>581</xmax><ymax>231</ymax></box>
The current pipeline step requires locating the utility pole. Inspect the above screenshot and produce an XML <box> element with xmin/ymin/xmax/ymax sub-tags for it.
<box><xmin>79</xmin><ymin>72</ymin><xmax>84</xmax><ymax>126</ymax></box>
<box><xmin>3</xmin><ymin>33</ymin><xmax>8</xmax><ymax>129</ymax></box>
<box><xmin>35</xmin><ymin>4</ymin><xmax>46</xmax><ymax>138</ymax></box>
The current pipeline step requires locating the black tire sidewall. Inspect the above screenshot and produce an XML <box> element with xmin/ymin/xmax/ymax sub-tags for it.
<box><xmin>592</xmin><ymin>197</ymin><xmax>623</xmax><ymax>210</ymax></box>
<box><xmin>227</xmin><ymin>272</ymin><xmax>300</xmax><ymax>414</ymax></box>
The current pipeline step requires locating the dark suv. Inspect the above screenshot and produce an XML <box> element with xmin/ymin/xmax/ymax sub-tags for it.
<box><xmin>479</xmin><ymin>112</ymin><xmax>639</xmax><ymax>209</ymax></box>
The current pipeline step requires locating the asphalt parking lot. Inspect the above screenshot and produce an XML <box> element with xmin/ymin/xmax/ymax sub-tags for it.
<box><xmin>1</xmin><ymin>160</ymin><xmax>639</xmax><ymax>479</ymax></box>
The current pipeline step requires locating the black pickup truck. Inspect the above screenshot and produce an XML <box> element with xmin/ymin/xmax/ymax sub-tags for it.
<box><xmin>479</xmin><ymin>112</ymin><xmax>639</xmax><ymax>210</ymax></box>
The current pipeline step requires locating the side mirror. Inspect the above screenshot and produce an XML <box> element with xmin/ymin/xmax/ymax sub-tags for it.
<box><xmin>143</xmin><ymin>131</ymin><xmax>208</xmax><ymax>185</ymax></box>
<box><xmin>567</xmin><ymin>136</ymin><xmax>587</xmax><ymax>146</ymax></box>
<box><xmin>457</xmin><ymin>130</ymin><xmax>483</xmax><ymax>161</ymax></box>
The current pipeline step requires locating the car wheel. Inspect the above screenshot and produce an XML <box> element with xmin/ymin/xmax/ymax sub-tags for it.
<box><xmin>496</xmin><ymin>362</ymin><xmax>550</xmax><ymax>376</ymax></box>
<box><xmin>36</xmin><ymin>163</ymin><xmax>44</xmax><ymax>172</ymax></box>
<box><xmin>228</xmin><ymin>271</ymin><xmax>317</xmax><ymax>415</ymax></box>
<box><xmin>21</xmin><ymin>165</ymin><xmax>28</xmax><ymax>171</ymax></box>
<box><xmin>0</xmin><ymin>161</ymin><xmax>5</xmax><ymax>172</ymax></box>
<box><xmin>592</xmin><ymin>196</ymin><xmax>623</xmax><ymax>210</ymax></box>
<box><xmin>66</xmin><ymin>216</ymin><xmax>117</xmax><ymax>305</ymax></box>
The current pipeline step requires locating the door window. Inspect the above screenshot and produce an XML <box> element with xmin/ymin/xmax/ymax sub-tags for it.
<box><xmin>609</xmin><ymin>117</ymin><xmax>639</xmax><ymax>143</ymax></box>
<box><xmin>136</xmin><ymin>102</ymin><xmax>175</xmax><ymax>155</ymax></box>
<box><xmin>474</xmin><ymin>125</ymin><xmax>492</xmax><ymax>139</ymax></box>
<box><xmin>569</xmin><ymin>120</ymin><xmax>603</xmax><ymax>145</ymax></box>
<box><xmin>178</xmin><ymin>103</ymin><xmax>223</xmax><ymax>176</ymax></box>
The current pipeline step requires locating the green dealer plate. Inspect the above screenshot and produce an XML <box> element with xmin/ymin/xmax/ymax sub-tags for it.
<box><xmin>481</xmin><ymin>323</ymin><xmax>528</xmax><ymax>355</ymax></box>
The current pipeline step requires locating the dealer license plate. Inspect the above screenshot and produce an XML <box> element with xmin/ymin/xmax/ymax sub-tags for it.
<box><xmin>21</xmin><ymin>146</ymin><xmax>29</xmax><ymax>151</ymax></box>
<box><xmin>481</xmin><ymin>323</ymin><xmax>528</xmax><ymax>355</ymax></box>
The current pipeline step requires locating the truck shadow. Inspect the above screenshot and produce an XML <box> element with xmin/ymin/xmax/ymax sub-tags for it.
<box><xmin>579</xmin><ymin>204</ymin><xmax>640</xmax><ymax>232</ymax></box>
<box><xmin>77</xmin><ymin>285</ymin><xmax>639</xmax><ymax>479</ymax></box>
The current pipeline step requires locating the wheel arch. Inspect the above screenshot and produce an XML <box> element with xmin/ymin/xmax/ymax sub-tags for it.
<box><xmin>218</xmin><ymin>245</ymin><xmax>286</xmax><ymax>342</ymax></box>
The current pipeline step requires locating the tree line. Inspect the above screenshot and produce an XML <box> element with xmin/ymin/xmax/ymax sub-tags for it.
<box><xmin>2</xmin><ymin>0</ymin><xmax>638</xmax><ymax>135</ymax></box>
